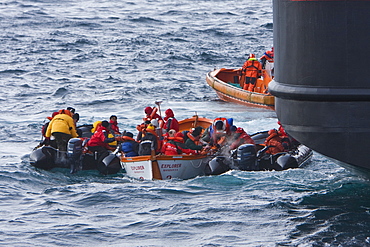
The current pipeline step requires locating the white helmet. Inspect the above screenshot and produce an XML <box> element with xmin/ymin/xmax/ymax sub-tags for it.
<box><xmin>151</xmin><ymin>119</ymin><xmax>159</xmax><ymax>128</ymax></box>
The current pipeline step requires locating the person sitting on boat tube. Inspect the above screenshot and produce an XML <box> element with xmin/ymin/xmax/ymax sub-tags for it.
<box><xmin>39</xmin><ymin>111</ymin><xmax>59</xmax><ymax>149</ymax></box>
<box><xmin>87</xmin><ymin>120</ymin><xmax>117</xmax><ymax>160</ymax></box>
<box><xmin>264</xmin><ymin>129</ymin><xmax>285</xmax><ymax>155</ymax></box>
<box><xmin>277</xmin><ymin>121</ymin><xmax>300</xmax><ymax>150</ymax></box>
<box><xmin>242</xmin><ymin>53</ymin><xmax>262</xmax><ymax>92</ymax></box>
<box><xmin>164</xmin><ymin>108</ymin><xmax>179</xmax><ymax>132</ymax></box>
<box><xmin>45</xmin><ymin>109</ymin><xmax>78</xmax><ymax>152</ymax></box>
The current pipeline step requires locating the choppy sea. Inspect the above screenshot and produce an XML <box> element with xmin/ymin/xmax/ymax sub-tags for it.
<box><xmin>1</xmin><ymin>0</ymin><xmax>370</xmax><ymax>246</ymax></box>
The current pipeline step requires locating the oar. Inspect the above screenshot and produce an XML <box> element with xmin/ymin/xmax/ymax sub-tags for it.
<box><xmin>155</xmin><ymin>100</ymin><xmax>163</xmax><ymax>118</ymax></box>
<box><xmin>150</xmin><ymin>141</ymin><xmax>162</xmax><ymax>180</ymax></box>
<box><xmin>193</xmin><ymin>111</ymin><xmax>198</xmax><ymax>128</ymax></box>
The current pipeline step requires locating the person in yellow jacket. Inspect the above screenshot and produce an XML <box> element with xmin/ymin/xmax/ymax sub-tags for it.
<box><xmin>45</xmin><ymin>109</ymin><xmax>78</xmax><ymax>151</ymax></box>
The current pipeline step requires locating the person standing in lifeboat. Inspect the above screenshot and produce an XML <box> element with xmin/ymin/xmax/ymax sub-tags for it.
<box><xmin>164</xmin><ymin>108</ymin><xmax>179</xmax><ymax>132</ymax></box>
<box><xmin>45</xmin><ymin>109</ymin><xmax>78</xmax><ymax>152</ymax></box>
<box><xmin>242</xmin><ymin>53</ymin><xmax>263</xmax><ymax>92</ymax></box>
<box><xmin>259</xmin><ymin>47</ymin><xmax>274</xmax><ymax>77</ymax></box>
<box><xmin>264</xmin><ymin>129</ymin><xmax>285</xmax><ymax>155</ymax></box>
<box><xmin>143</xmin><ymin>106</ymin><xmax>163</xmax><ymax>122</ymax></box>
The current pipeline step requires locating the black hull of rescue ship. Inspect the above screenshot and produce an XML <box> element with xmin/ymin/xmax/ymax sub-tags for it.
<box><xmin>269</xmin><ymin>0</ymin><xmax>370</xmax><ymax>171</ymax></box>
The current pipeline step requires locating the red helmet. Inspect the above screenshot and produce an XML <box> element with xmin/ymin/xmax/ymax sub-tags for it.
<box><xmin>249</xmin><ymin>53</ymin><xmax>255</xmax><ymax>58</ymax></box>
<box><xmin>144</xmin><ymin>107</ymin><xmax>153</xmax><ymax>115</ymax></box>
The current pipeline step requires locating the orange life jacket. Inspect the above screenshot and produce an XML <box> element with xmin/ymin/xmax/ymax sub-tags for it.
<box><xmin>242</xmin><ymin>59</ymin><xmax>262</xmax><ymax>78</ymax></box>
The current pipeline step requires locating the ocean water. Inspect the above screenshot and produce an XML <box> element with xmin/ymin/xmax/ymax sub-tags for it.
<box><xmin>1</xmin><ymin>0</ymin><xmax>370</xmax><ymax>246</ymax></box>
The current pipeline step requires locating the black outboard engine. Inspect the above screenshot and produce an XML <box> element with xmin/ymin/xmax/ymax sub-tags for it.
<box><xmin>67</xmin><ymin>138</ymin><xmax>83</xmax><ymax>173</ymax></box>
<box><xmin>234</xmin><ymin>144</ymin><xmax>257</xmax><ymax>171</ymax></box>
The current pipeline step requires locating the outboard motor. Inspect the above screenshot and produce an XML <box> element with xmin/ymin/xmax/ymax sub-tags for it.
<box><xmin>205</xmin><ymin>156</ymin><xmax>230</xmax><ymax>175</ymax></box>
<box><xmin>67</xmin><ymin>138</ymin><xmax>83</xmax><ymax>173</ymax></box>
<box><xmin>234</xmin><ymin>144</ymin><xmax>257</xmax><ymax>171</ymax></box>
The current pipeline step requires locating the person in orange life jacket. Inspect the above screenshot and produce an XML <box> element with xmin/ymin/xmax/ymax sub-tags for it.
<box><xmin>40</xmin><ymin>111</ymin><xmax>59</xmax><ymax>148</ymax></box>
<box><xmin>259</xmin><ymin>47</ymin><xmax>274</xmax><ymax>69</ymax></box>
<box><xmin>229</xmin><ymin>127</ymin><xmax>255</xmax><ymax>150</ymax></box>
<box><xmin>277</xmin><ymin>121</ymin><xmax>300</xmax><ymax>150</ymax></box>
<box><xmin>45</xmin><ymin>109</ymin><xmax>78</xmax><ymax>151</ymax></box>
<box><xmin>138</xmin><ymin>123</ymin><xmax>161</xmax><ymax>155</ymax></box>
<box><xmin>242</xmin><ymin>53</ymin><xmax>262</xmax><ymax>92</ymax></box>
<box><xmin>209</xmin><ymin>118</ymin><xmax>232</xmax><ymax>148</ymax></box>
<box><xmin>162</xmin><ymin>130</ymin><xmax>197</xmax><ymax>155</ymax></box>
<box><xmin>164</xmin><ymin>108</ymin><xmax>179</xmax><ymax>132</ymax></box>
<box><xmin>87</xmin><ymin>120</ymin><xmax>117</xmax><ymax>159</ymax></box>
<box><xmin>109</xmin><ymin>115</ymin><xmax>121</xmax><ymax>135</ymax></box>
<box><xmin>119</xmin><ymin>132</ymin><xmax>139</xmax><ymax>157</ymax></box>
<box><xmin>144</xmin><ymin>106</ymin><xmax>163</xmax><ymax>122</ymax></box>
<box><xmin>264</xmin><ymin>129</ymin><xmax>285</xmax><ymax>155</ymax></box>
<box><xmin>185</xmin><ymin>126</ymin><xmax>204</xmax><ymax>151</ymax></box>
<box><xmin>136</xmin><ymin>120</ymin><xmax>151</xmax><ymax>142</ymax></box>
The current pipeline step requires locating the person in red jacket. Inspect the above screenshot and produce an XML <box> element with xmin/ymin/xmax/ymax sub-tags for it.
<box><xmin>242</xmin><ymin>54</ymin><xmax>263</xmax><ymax>92</ymax></box>
<box><xmin>109</xmin><ymin>115</ymin><xmax>121</xmax><ymax>135</ymax></box>
<box><xmin>87</xmin><ymin>120</ymin><xmax>117</xmax><ymax>159</ymax></box>
<box><xmin>143</xmin><ymin>106</ymin><xmax>163</xmax><ymax>122</ymax></box>
<box><xmin>162</xmin><ymin>131</ymin><xmax>197</xmax><ymax>155</ymax></box>
<box><xmin>264</xmin><ymin>129</ymin><xmax>285</xmax><ymax>155</ymax></box>
<box><xmin>164</xmin><ymin>108</ymin><xmax>179</xmax><ymax>132</ymax></box>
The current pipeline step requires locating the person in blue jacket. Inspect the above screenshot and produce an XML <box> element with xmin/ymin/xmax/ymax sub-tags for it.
<box><xmin>119</xmin><ymin>132</ymin><xmax>139</xmax><ymax>157</ymax></box>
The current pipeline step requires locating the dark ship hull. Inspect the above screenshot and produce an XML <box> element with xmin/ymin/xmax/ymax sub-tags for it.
<box><xmin>269</xmin><ymin>0</ymin><xmax>370</xmax><ymax>170</ymax></box>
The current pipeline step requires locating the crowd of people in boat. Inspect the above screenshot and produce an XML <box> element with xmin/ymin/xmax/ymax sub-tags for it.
<box><xmin>241</xmin><ymin>47</ymin><xmax>274</xmax><ymax>93</ymax></box>
<box><xmin>38</xmin><ymin>104</ymin><xmax>298</xmax><ymax>161</ymax></box>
